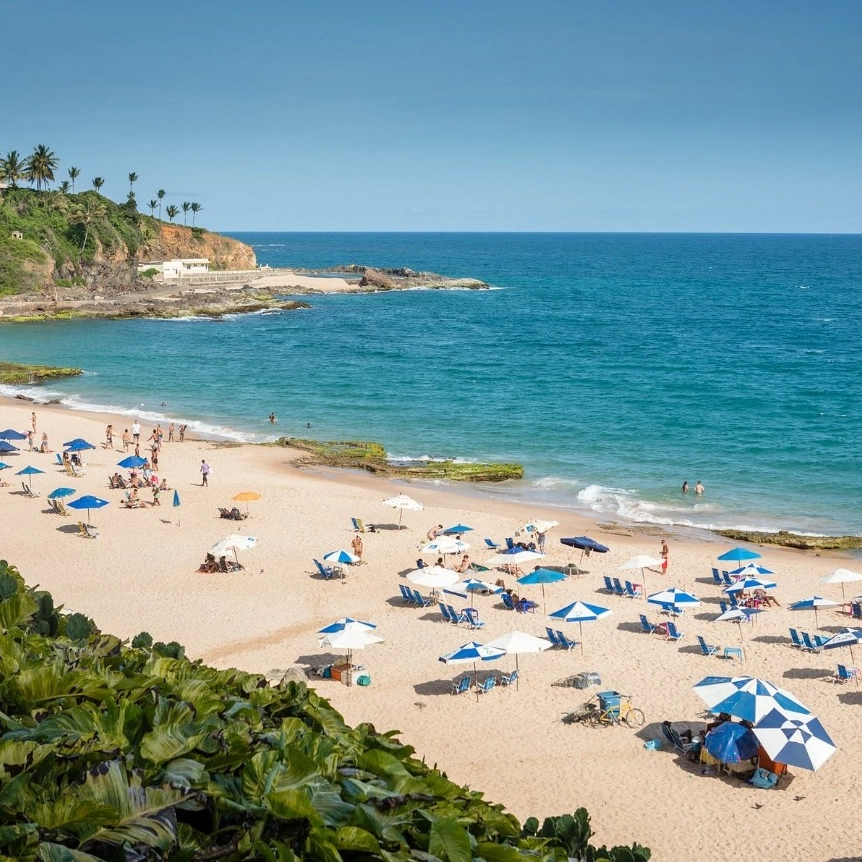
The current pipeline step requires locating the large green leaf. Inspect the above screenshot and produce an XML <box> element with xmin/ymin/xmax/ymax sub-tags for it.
<box><xmin>428</xmin><ymin>817</ymin><xmax>472</xmax><ymax>862</ymax></box>
<box><xmin>162</xmin><ymin>757</ymin><xmax>206</xmax><ymax>790</ymax></box>
<box><xmin>0</xmin><ymin>592</ymin><xmax>37</xmax><ymax>631</ymax></box>
<box><xmin>334</xmin><ymin>826</ymin><xmax>381</xmax><ymax>854</ymax></box>
<box><xmin>30</xmin><ymin>798</ymin><xmax>115</xmax><ymax>831</ymax></box>
<box><xmin>37</xmin><ymin>842</ymin><xmax>103</xmax><ymax>862</ymax></box>
<box><xmin>139</xmin><ymin>725</ymin><xmax>204</xmax><ymax>765</ymax></box>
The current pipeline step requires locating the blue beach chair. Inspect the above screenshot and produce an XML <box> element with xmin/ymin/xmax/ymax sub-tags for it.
<box><xmin>697</xmin><ymin>635</ymin><xmax>719</xmax><ymax>657</ymax></box>
<box><xmin>451</xmin><ymin>676</ymin><xmax>471</xmax><ymax>695</ymax></box>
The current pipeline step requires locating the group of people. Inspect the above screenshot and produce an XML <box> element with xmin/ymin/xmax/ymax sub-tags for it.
<box><xmin>681</xmin><ymin>480</ymin><xmax>705</xmax><ymax>495</ymax></box>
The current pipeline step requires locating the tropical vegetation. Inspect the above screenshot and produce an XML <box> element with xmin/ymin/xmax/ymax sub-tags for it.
<box><xmin>0</xmin><ymin>560</ymin><xmax>649</xmax><ymax>861</ymax></box>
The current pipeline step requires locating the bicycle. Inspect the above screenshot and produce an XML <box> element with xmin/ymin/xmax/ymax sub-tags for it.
<box><xmin>587</xmin><ymin>693</ymin><xmax>644</xmax><ymax>729</ymax></box>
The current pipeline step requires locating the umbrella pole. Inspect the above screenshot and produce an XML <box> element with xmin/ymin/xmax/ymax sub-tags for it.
<box><xmin>515</xmin><ymin>654</ymin><xmax>520</xmax><ymax>691</ymax></box>
<box><xmin>579</xmin><ymin>621</ymin><xmax>584</xmax><ymax>656</ymax></box>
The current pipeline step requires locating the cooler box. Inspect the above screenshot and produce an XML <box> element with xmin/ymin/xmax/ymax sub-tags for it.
<box><xmin>597</xmin><ymin>690</ymin><xmax>621</xmax><ymax>716</ymax></box>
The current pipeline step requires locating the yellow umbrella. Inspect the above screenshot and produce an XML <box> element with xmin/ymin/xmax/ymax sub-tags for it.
<box><xmin>232</xmin><ymin>490</ymin><xmax>261</xmax><ymax>516</ymax></box>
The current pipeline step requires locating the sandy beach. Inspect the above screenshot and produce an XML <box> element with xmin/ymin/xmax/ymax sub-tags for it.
<box><xmin>1</xmin><ymin>396</ymin><xmax>859</xmax><ymax>861</ymax></box>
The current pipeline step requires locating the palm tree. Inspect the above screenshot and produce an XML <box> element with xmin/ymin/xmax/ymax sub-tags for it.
<box><xmin>181</xmin><ymin>201</ymin><xmax>190</xmax><ymax>226</ymax></box>
<box><xmin>157</xmin><ymin>189</ymin><xmax>165</xmax><ymax>219</ymax></box>
<box><xmin>190</xmin><ymin>202</ymin><xmax>202</xmax><ymax>226</ymax></box>
<box><xmin>68</xmin><ymin>166</ymin><xmax>81</xmax><ymax>193</ymax></box>
<box><xmin>165</xmin><ymin>204</ymin><xmax>180</xmax><ymax>223</ymax></box>
<box><xmin>69</xmin><ymin>197</ymin><xmax>107</xmax><ymax>255</ymax></box>
<box><xmin>128</xmin><ymin>172</ymin><xmax>138</xmax><ymax>194</ymax></box>
<box><xmin>26</xmin><ymin>144</ymin><xmax>59</xmax><ymax>191</ymax></box>
<box><xmin>92</xmin><ymin>177</ymin><xmax>105</xmax><ymax>193</ymax></box>
<box><xmin>59</xmin><ymin>180</ymin><xmax>71</xmax><ymax>194</ymax></box>
<box><xmin>148</xmin><ymin>199</ymin><xmax>158</xmax><ymax>217</ymax></box>
<box><xmin>1</xmin><ymin>150</ymin><xmax>27</xmax><ymax>187</ymax></box>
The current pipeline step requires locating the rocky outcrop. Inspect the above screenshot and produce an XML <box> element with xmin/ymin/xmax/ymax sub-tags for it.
<box><xmin>334</xmin><ymin>264</ymin><xmax>487</xmax><ymax>290</ymax></box>
<box><xmin>145</xmin><ymin>224</ymin><xmax>256</xmax><ymax>272</ymax></box>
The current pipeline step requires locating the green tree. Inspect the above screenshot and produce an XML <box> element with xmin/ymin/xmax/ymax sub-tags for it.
<box><xmin>25</xmin><ymin>143</ymin><xmax>59</xmax><ymax>190</ymax></box>
<box><xmin>190</xmin><ymin>201</ymin><xmax>202</xmax><ymax>226</ymax></box>
<box><xmin>1</xmin><ymin>150</ymin><xmax>27</xmax><ymax>187</ymax></box>
<box><xmin>181</xmin><ymin>200</ymin><xmax>190</xmax><ymax>225</ymax></box>
<box><xmin>67</xmin><ymin>165</ymin><xmax>81</xmax><ymax>192</ymax></box>
<box><xmin>69</xmin><ymin>196</ymin><xmax>107</xmax><ymax>255</ymax></box>
<box><xmin>92</xmin><ymin>177</ymin><xmax>105</xmax><ymax>192</ymax></box>
<box><xmin>128</xmin><ymin>171</ymin><xmax>138</xmax><ymax>193</ymax></box>
<box><xmin>156</xmin><ymin>188</ymin><xmax>165</xmax><ymax>219</ymax></box>
<box><xmin>165</xmin><ymin>203</ymin><xmax>180</xmax><ymax>223</ymax></box>
<box><xmin>58</xmin><ymin>179</ymin><xmax>71</xmax><ymax>194</ymax></box>
<box><xmin>147</xmin><ymin>199</ymin><xmax>158</xmax><ymax>217</ymax></box>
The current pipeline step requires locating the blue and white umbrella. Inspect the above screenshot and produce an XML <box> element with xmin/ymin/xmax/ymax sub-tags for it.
<box><xmin>439</xmin><ymin>640</ymin><xmax>505</xmax><ymax>699</ymax></box>
<box><xmin>753</xmin><ymin>709</ymin><xmax>837</xmax><ymax>771</ymax></box>
<box><xmin>0</xmin><ymin>429</ymin><xmax>27</xmax><ymax>440</ymax></box>
<box><xmin>724</xmin><ymin>576</ymin><xmax>777</xmax><ymax>595</ymax></box>
<box><xmin>704</xmin><ymin>721</ymin><xmax>759</xmax><ymax>764</ymax></box>
<box><xmin>728</xmin><ymin>563</ymin><xmax>775</xmax><ymax>577</ymax></box>
<box><xmin>693</xmin><ymin>676</ymin><xmax>810</xmax><ymax>724</ymax></box>
<box><xmin>816</xmin><ymin>627</ymin><xmax>862</xmax><ymax>668</ymax></box>
<box><xmin>548</xmin><ymin>600</ymin><xmax>613</xmax><ymax>654</ymax></box>
<box><xmin>318</xmin><ymin>617</ymin><xmax>377</xmax><ymax>634</ymax></box>
<box><xmin>47</xmin><ymin>487</ymin><xmax>76</xmax><ymax>499</ymax></box>
<box><xmin>647</xmin><ymin>587</ymin><xmax>701</xmax><ymax>615</ymax></box>
<box><xmin>717</xmin><ymin>547</ymin><xmax>762</xmax><ymax>564</ymax></box>
<box><xmin>444</xmin><ymin>577</ymin><xmax>502</xmax><ymax>607</ymax></box>
<box><xmin>63</xmin><ymin>438</ymin><xmax>96</xmax><ymax>452</ymax></box>
<box><xmin>789</xmin><ymin>595</ymin><xmax>840</xmax><ymax>629</ymax></box>
<box><xmin>423</xmin><ymin>536</ymin><xmax>471</xmax><ymax>557</ymax></box>
<box><xmin>517</xmin><ymin>567</ymin><xmax>567</xmax><ymax>613</ymax></box>
<box><xmin>323</xmin><ymin>549</ymin><xmax>359</xmax><ymax>566</ymax></box>
<box><xmin>66</xmin><ymin>494</ymin><xmax>109</xmax><ymax>523</ymax></box>
<box><xmin>485</xmin><ymin>630</ymin><xmax>553</xmax><ymax>688</ymax></box>
<box><xmin>0</xmin><ymin>441</ymin><xmax>19</xmax><ymax>454</ymax></box>
<box><xmin>714</xmin><ymin>607</ymin><xmax>763</xmax><ymax>661</ymax></box>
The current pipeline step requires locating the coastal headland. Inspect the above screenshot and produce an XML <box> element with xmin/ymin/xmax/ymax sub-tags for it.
<box><xmin>0</xmin><ymin>395</ymin><xmax>860</xmax><ymax>861</ymax></box>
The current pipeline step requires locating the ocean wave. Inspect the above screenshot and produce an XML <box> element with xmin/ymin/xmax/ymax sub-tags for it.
<box><xmin>386</xmin><ymin>452</ymin><xmax>478</xmax><ymax>465</ymax></box>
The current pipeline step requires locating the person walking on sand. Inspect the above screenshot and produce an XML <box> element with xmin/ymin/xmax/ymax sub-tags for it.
<box><xmin>200</xmin><ymin>459</ymin><xmax>210</xmax><ymax>487</ymax></box>
<box><xmin>105</xmin><ymin>424</ymin><xmax>113</xmax><ymax>449</ymax></box>
<box><xmin>351</xmin><ymin>533</ymin><xmax>363</xmax><ymax>561</ymax></box>
<box><xmin>131</xmin><ymin>421</ymin><xmax>141</xmax><ymax>445</ymax></box>
<box><xmin>122</xmin><ymin>429</ymin><xmax>130</xmax><ymax>451</ymax></box>
<box><xmin>660</xmin><ymin>539</ymin><xmax>669</xmax><ymax>574</ymax></box>
<box><xmin>695</xmin><ymin>480</ymin><xmax>705</xmax><ymax>495</ymax></box>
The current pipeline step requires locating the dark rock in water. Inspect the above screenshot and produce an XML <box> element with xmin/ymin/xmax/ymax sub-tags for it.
<box><xmin>714</xmin><ymin>528</ymin><xmax>862</xmax><ymax>551</ymax></box>
<box><xmin>15</xmin><ymin>394</ymin><xmax>34</xmax><ymax>401</ymax></box>
<box><xmin>47</xmin><ymin>399</ymin><xmax>61</xmax><ymax>404</ymax></box>
<box><xmin>359</xmin><ymin>268</ymin><xmax>396</xmax><ymax>289</ymax></box>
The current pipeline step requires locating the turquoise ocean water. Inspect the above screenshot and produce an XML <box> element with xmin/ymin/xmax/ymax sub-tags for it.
<box><xmin>1</xmin><ymin>232</ymin><xmax>860</xmax><ymax>538</ymax></box>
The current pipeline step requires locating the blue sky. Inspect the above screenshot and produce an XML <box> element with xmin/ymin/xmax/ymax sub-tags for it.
<box><xmin>3</xmin><ymin>1</ymin><xmax>860</xmax><ymax>232</ymax></box>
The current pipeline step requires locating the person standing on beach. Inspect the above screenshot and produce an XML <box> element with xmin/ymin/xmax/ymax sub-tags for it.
<box><xmin>131</xmin><ymin>421</ymin><xmax>141</xmax><ymax>445</ymax></box>
<box><xmin>200</xmin><ymin>459</ymin><xmax>210</xmax><ymax>486</ymax></box>
<box><xmin>661</xmin><ymin>539</ymin><xmax>669</xmax><ymax>574</ymax></box>
<box><xmin>122</xmin><ymin>429</ymin><xmax>130</xmax><ymax>451</ymax></box>
<box><xmin>682</xmin><ymin>481</ymin><xmax>689</xmax><ymax>494</ymax></box>
<box><xmin>351</xmin><ymin>533</ymin><xmax>363</xmax><ymax>562</ymax></box>
<box><xmin>179</xmin><ymin>424</ymin><xmax>186</xmax><ymax>442</ymax></box>
<box><xmin>105</xmin><ymin>425</ymin><xmax>113</xmax><ymax>449</ymax></box>
<box><xmin>695</xmin><ymin>480</ymin><xmax>705</xmax><ymax>495</ymax></box>
<box><xmin>536</xmin><ymin>530</ymin><xmax>547</xmax><ymax>554</ymax></box>
<box><xmin>168</xmin><ymin>423</ymin><xmax>175</xmax><ymax>443</ymax></box>
<box><xmin>26</xmin><ymin>430</ymin><xmax>34</xmax><ymax>451</ymax></box>
<box><xmin>31</xmin><ymin>412</ymin><xmax>37</xmax><ymax>432</ymax></box>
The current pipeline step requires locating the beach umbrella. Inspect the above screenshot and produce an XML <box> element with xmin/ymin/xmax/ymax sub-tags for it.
<box><xmin>47</xmin><ymin>487</ymin><xmax>75</xmax><ymax>499</ymax></box>
<box><xmin>422</xmin><ymin>537</ymin><xmax>471</xmax><ymax>558</ymax></box>
<box><xmin>717</xmin><ymin>547</ymin><xmax>762</xmax><ymax>565</ymax></box>
<box><xmin>0</xmin><ymin>441</ymin><xmax>20</xmax><ymax>454</ymax></box>
<box><xmin>522</xmin><ymin>519</ymin><xmax>559</xmax><ymax>535</ymax></box>
<box><xmin>442</xmin><ymin>523</ymin><xmax>474</xmax><ymax>535</ymax></box>
<box><xmin>560</xmin><ymin>536</ymin><xmax>610</xmax><ymax>565</ymax></box>
<box><xmin>117</xmin><ymin>455</ymin><xmax>148</xmax><ymax>469</ymax></box>
<box><xmin>753</xmin><ymin>709</ymin><xmax>837</xmax><ymax>772</ymax></box>
<box><xmin>620</xmin><ymin>554</ymin><xmax>662</xmax><ymax>595</ymax></box>
<box><xmin>0</xmin><ymin>429</ymin><xmax>27</xmax><ymax>440</ymax></box>
<box><xmin>714</xmin><ymin>607</ymin><xmax>762</xmax><ymax>661</ymax></box>
<box><xmin>517</xmin><ymin>567</ymin><xmax>567</xmax><ymax>614</ymax></box>
<box><xmin>66</xmin><ymin>494</ymin><xmax>109</xmax><ymax>524</ymax></box>
<box><xmin>728</xmin><ymin>563</ymin><xmax>775</xmax><ymax>577</ymax></box>
<box><xmin>816</xmin><ymin>627</ymin><xmax>862</xmax><ymax>670</ymax></box>
<box><xmin>439</xmin><ymin>640</ymin><xmax>505</xmax><ymax>700</ymax></box>
<box><xmin>382</xmin><ymin>493</ymin><xmax>423</xmax><ymax>528</ymax></box>
<box><xmin>820</xmin><ymin>568</ymin><xmax>862</xmax><ymax>601</ymax></box>
<box><xmin>323</xmin><ymin>549</ymin><xmax>359</xmax><ymax>566</ymax></box>
<box><xmin>692</xmin><ymin>675</ymin><xmax>810</xmax><ymax>724</ymax></box>
<box><xmin>647</xmin><ymin>587</ymin><xmax>700</xmax><ymax>616</ymax></box>
<box><xmin>16</xmin><ymin>465</ymin><xmax>45</xmax><ymax>491</ymax></box>
<box><xmin>407</xmin><ymin>565</ymin><xmax>460</xmax><ymax>592</ymax></box>
<box><xmin>704</xmin><ymin>721</ymin><xmax>759</xmax><ymax>764</ymax></box>
<box><xmin>485</xmin><ymin>630</ymin><xmax>552</xmax><ymax>689</ymax></box>
<box><xmin>173</xmin><ymin>489</ymin><xmax>181</xmax><ymax>526</ymax></box>
<box><xmin>232</xmin><ymin>490</ymin><xmax>261</xmax><ymax>516</ymax></box>
<box><xmin>548</xmin><ymin>600</ymin><xmax>613</xmax><ymax>654</ymax></box>
<box><xmin>0</xmin><ymin>462</ymin><xmax>11</xmax><ymax>471</ymax></box>
<box><xmin>317</xmin><ymin>617</ymin><xmax>377</xmax><ymax>634</ymax></box>
<box><xmin>444</xmin><ymin>577</ymin><xmax>502</xmax><ymax>607</ymax></box>
<box><xmin>210</xmin><ymin>534</ymin><xmax>258</xmax><ymax>566</ymax></box>
<box><xmin>318</xmin><ymin>627</ymin><xmax>384</xmax><ymax>670</ymax></box>
<box><xmin>485</xmin><ymin>549</ymin><xmax>545</xmax><ymax>572</ymax></box>
<box><xmin>724</xmin><ymin>576</ymin><xmax>777</xmax><ymax>595</ymax></box>
<box><xmin>63</xmin><ymin>438</ymin><xmax>95</xmax><ymax>452</ymax></box>
<box><xmin>789</xmin><ymin>595</ymin><xmax>840</xmax><ymax>630</ymax></box>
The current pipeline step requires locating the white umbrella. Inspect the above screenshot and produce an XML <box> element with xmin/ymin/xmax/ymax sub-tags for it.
<box><xmin>521</xmin><ymin>519</ymin><xmax>559</xmax><ymax>534</ymax></box>
<box><xmin>422</xmin><ymin>537</ymin><xmax>471</xmax><ymax>557</ymax></box>
<box><xmin>485</xmin><ymin>630</ymin><xmax>552</xmax><ymax>689</ymax></box>
<box><xmin>620</xmin><ymin>554</ymin><xmax>662</xmax><ymax>595</ymax></box>
<box><xmin>820</xmin><ymin>568</ymin><xmax>862</xmax><ymax>601</ymax></box>
<box><xmin>407</xmin><ymin>566</ymin><xmax>460</xmax><ymax>591</ymax></box>
<box><xmin>210</xmin><ymin>534</ymin><xmax>258</xmax><ymax>566</ymax></box>
<box><xmin>323</xmin><ymin>549</ymin><xmax>359</xmax><ymax>565</ymax></box>
<box><xmin>485</xmin><ymin>549</ymin><xmax>545</xmax><ymax>572</ymax></box>
<box><xmin>382</xmin><ymin>493</ymin><xmax>423</xmax><ymax>528</ymax></box>
<box><xmin>318</xmin><ymin>627</ymin><xmax>385</xmax><ymax>674</ymax></box>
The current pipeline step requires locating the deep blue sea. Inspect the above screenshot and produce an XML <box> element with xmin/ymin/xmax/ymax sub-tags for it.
<box><xmin>2</xmin><ymin>233</ymin><xmax>860</xmax><ymax>537</ymax></box>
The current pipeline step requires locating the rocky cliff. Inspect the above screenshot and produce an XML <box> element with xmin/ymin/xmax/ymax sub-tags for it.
<box><xmin>144</xmin><ymin>224</ymin><xmax>256</xmax><ymax>272</ymax></box>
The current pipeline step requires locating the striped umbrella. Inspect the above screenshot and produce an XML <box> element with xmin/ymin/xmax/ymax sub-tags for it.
<box><xmin>548</xmin><ymin>600</ymin><xmax>613</xmax><ymax>654</ymax></box>
<box><xmin>753</xmin><ymin>709</ymin><xmax>837</xmax><ymax>771</ymax></box>
<box><xmin>693</xmin><ymin>675</ymin><xmax>810</xmax><ymax>724</ymax></box>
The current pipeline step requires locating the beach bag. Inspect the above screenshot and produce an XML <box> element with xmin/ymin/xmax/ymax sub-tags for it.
<box><xmin>643</xmin><ymin>738</ymin><xmax>663</xmax><ymax>751</ymax></box>
<box><xmin>356</xmin><ymin>675</ymin><xmax>371</xmax><ymax>686</ymax></box>
<box><xmin>749</xmin><ymin>767</ymin><xmax>778</xmax><ymax>789</ymax></box>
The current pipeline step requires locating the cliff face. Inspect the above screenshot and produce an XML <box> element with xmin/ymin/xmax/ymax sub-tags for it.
<box><xmin>144</xmin><ymin>224</ymin><xmax>256</xmax><ymax>271</ymax></box>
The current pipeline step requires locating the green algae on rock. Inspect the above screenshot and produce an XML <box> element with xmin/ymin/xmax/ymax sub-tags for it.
<box><xmin>714</xmin><ymin>528</ymin><xmax>862</xmax><ymax>551</ymax></box>
<box><xmin>0</xmin><ymin>361</ymin><xmax>82</xmax><ymax>384</ymax></box>
<box><xmin>278</xmin><ymin>437</ymin><xmax>523</xmax><ymax>482</ymax></box>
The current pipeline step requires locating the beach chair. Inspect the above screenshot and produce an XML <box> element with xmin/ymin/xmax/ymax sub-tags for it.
<box><xmin>639</xmin><ymin>614</ymin><xmax>657</xmax><ymax>634</ymax></box>
<box><xmin>463</xmin><ymin>607</ymin><xmax>485</xmax><ymax>630</ymax></box>
<box><xmin>77</xmin><ymin>521</ymin><xmax>99</xmax><ymax>539</ymax></box>
<box><xmin>722</xmin><ymin>572</ymin><xmax>735</xmax><ymax>587</ymax></box>
<box><xmin>123</xmin><ymin>491</ymin><xmax>141</xmax><ymax>509</ymax></box>
<box><xmin>411</xmin><ymin>589</ymin><xmax>432</xmax><ymax>607</ymax></box>
<box><xmin>813</xmin><ymin>634</ymin><xmax>830</xmax><ymax>648</ymax></box>
<box><xmin>624</xmin><ymin>580</ymin><xmax>641</xmax><ymax>599</ymax></box>
<box><xmin>545</xmin><ymin>627</ymin><xmax>562</xmax><ymax>647</ymax></box>
<box><xmin>451</xmin><ymin>676</ymin><xmax>471</xmax><ymax>695</ymax></box>
<box><xmin>484</xmin><ymin>538</ymin><xmax>500</xmax><ymax>551</ymax></box>
<box><xmin>447</xmin><ymin>604</ymin><xmax>468</xmax><ymax>625</ymax></box>
<box><xmin>788</xmin><ymin>628</ymin><xmax>804</xmax><ymax>649</ymax></box>
<box><xmin>476</xmin><ymin>675</ymin><xmax>496</xmax><ymax>695</ymax></box>
<box><xmin>711</xmin><ymin>568</ymin><xmax>723</xmax><ymax>586</ymax></box>
<box><xmin>313</xmin><ymin>559</ymin><xmax>336</xmax><ymax>579</ymax></box>
<box><xmin>832</xmin><ymin>664</ymin><xmax>859</xmax><ymax>684</ymax></box>
<box><xmin>439</xmin><ymin>602</ymin><xmax>455</xmax><ymax>623</ymax></box>
<box><xmin>603</xmin><ymin>576</ymin><xmax>615</xmax><ymax>594</ymax></box>
<box><xmin>851</xmin><ymin>602</ymin><xmax>862</xmax><ymax>620</ymax></box>
<box><xmin>611</xmin><ymin>577</ymin><xmax>626</xmax><ymax>597</ymax></box>
<box><xmin>664</xmin><ymin>621</ymin><xmax>684</xmax><ymax>642</ymax></box>
<box><xmin>661</xmin><ymin>722</ymin><xmax>696</xmax><ymax>755</ymax></box>
<box><xmin>500</xmin><ymin>668</ymin><xmax>518</xmax><ymax>687</ymax></box>
<box><xmin>55</xmin><ymin>454</ymin><xmax>64</xmax><ymax>467</ymax></box>
<box><xmin>22</xmin><ymin>482</ymin><xmax>40</xmax><ymax>498</ymax></box>
<box><xmin>556</xmin><ymin>630</ymin><xmax>578</xmax><ymax>651</ymax></box>
<box><xmin>398</xmin><ymin>583</ymin><xmax>415</xmax><ymax>604</ymax></box>
<box><xmin>697</xmin><ymin>635</ymin><xmax>719</xmax><ymax>657</ymax></box>
<box><xmin>501</xmin><ymin>592</ymin><xmax>518</xmax><ymax>612</ymax></box>
<box><xmin>351</xmin><ymin>517</ymin><xmax>366</xmax><ymax>532</ymax></box>
<box><xmin>54</xmin><ymin>499</ymin><xmax>70</xmax><ymax>516</ymax></box>
<box><xmin>505</xmin><ymin>537</ymin><xmax>515</xmax><ymax>550</ymax></box>
<box><xmin>800</xmin><ymin>632</ymin><xmax>818</xmax><ymax>652</ymax></box>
